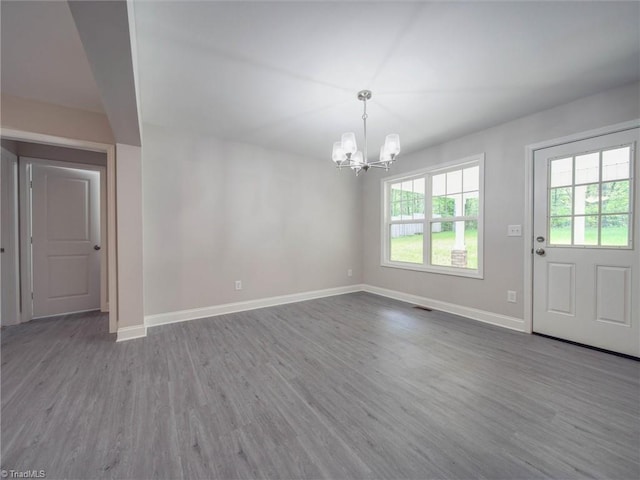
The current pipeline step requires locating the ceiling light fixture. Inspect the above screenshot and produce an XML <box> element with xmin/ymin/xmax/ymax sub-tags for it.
<box><xmin>331</xmin><ymin>90</ymin><xmax>400</xmax><ymax>175</ymax></box>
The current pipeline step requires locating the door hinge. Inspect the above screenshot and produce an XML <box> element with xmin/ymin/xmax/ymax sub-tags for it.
<box><xmin>30</xmin><ymin>236</ymin><xmax>33</xmax><ymax>244</ymax></box>
<box><xmin>30</xmin><ymin>180</ymin><xmax>33</xmax><ymax>188</ymax></box>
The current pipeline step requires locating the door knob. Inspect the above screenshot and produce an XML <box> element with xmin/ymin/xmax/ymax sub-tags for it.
<box><xmin>94</xmin><ymin>245</ymin><xmax>101</xmax><ymax>251</ymax></box>
<box><xmin>535</xmin><ymin>248</ymin><xmax>545</xmax><ymax>256</ymax></box>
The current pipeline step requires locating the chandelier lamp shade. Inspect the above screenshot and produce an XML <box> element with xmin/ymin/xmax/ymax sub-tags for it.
<box><xmin>331</xmin><ymin>90</ymin><xmax>400</xmax><ymax>175</ymax></box>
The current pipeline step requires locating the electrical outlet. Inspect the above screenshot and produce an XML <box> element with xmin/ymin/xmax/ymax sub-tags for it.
<box><xmin>235</xmin><ymin>280</ymin><xmax>242</xmax><ymax>291</ymax></box>
<box><xmin>507</xmin><ymin>225</ymin><xmax>522</xmax><ymax>237</ymax></box>
<box><xmin>507</xmin><ymin>290</ymin><xmax>517</xmax><ymax>303</ymax></box>
<box><xmin>347</xmin><ymin>269</ymin><xmax>353</xmax><ymax>277</ymax></box>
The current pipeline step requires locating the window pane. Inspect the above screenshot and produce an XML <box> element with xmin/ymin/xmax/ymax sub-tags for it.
<box><xmin>463</xmin><ymin>191</ymin><xmax>479</xmax><ymax>216</ymax></box>
<box><xmin>602</xmin><ymin>147</ymin><xmax>630</xmax><ymax>181</ymax></box>
<box><xmin>463</xmin><ymin>166</ymin><xmax>479</xmax><ymax>192</ymax></box>
<box><xmin>550</xmin><ymin>187</ymin><xmax>572</xmax><ymax>216</ymax></box>
<box><xmin>391</xmin><ymin>182</ymin><xmax>403</xmax><ymax>202</ymax></box>
<box><xmin>463</xmin><ymin>220</ymin><xmax>478</xmax><ymax>270</ymax></box>
<box><xmin>432</xmin><ymin>174</ymin><xmax>446</xmax><ymax>196</ymax></box>
<box><xmin>413</xmin><ymin>197</ymin><xmax>425</xmax><ymax>219</ymax></box>
<box><xmin>447</xmin><ymin>194</ymin><xmax>462</xmax><ymax>216</ymax></box>
<box><xmin>550</xmin><ymin>157</ymin><xmax>573</xmax><ymax>187</ymax></box>
<box><xmin>574</xmin><ymin>184</ymin><xmax>599</xmax><ymax>215</ymax></box>
<box><xmin>446</xmin><ymin>170</ymin><xmax>462</xmax><ymax>194</ymax></box>
<box><xmin>602</xmin><ymin>181</ymin><xmax>630</xmax><ymax>214</ymax></box>
<box><xmin>573</xmin><ymin>215</ymin><xmax>598</xmax><ymax>246</ymax></box>
<box><xmin>575</xmin><ymin>152</ymin><xmax>599</xmax><ymax>184</ymax></box>
<box><xmin>390</xmin><ymin>224</ymin><xmax>423</xmax><ymax>263</ymax></box>
<box><xmin>432</xmin><ymin>196</ymin><xmax>455</xmax><ymax>217</ymax></box>
<box><xmin>431</xmin><ymin>221</ymin><xmax>477</xmax><ymax>269</ymax></box>
<box><xmin>390</xmin><ymin>201</ymin><xmax>401</xmax><ymax>219</ymax></box>
<box><xmin>549</xmin><ymin>217</ymin><xmax>572</xmax><ymax>245</ymax></box>
<box><xmin>601</xmin><ymin>214</ymin><xmax>629</xmax><ymax>246</ymax></box>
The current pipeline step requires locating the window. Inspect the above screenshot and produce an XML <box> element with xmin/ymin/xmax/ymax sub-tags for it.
<box><xmin>548</xmin><ymin>145</ymin><xmax>633</xmax><ymax>248</ymax></box>
<box><xmin>382</xmin><ymin>154</ymin><xmax>484</xmax><ymax>278</ymax></box>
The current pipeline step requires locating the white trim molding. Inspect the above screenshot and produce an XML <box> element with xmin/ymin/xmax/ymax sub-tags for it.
<box><xmin>363</xmin><ymin>284</ymin><xmax>525</xmax><ymax>332</ymax></box>
<box><xmin>116</xmin><ymin>324</ymin><xmax>147</xmax><ymax>342</ymax></box>
<box><xmin>143</xmin><ymin>283</ymin><xmax>525</xmax><ymax>334</ymax></box>
<box><xmin>145</xmin><ymin>284</ymin><xmax>365</xmax><ymax>327</ymax></box>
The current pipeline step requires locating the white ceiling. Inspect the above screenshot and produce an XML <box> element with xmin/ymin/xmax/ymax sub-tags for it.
<box><xmin>1</xmin><ymin>1</ymin><xmax>104</xmax><ymax>113</ymax></box>
<box><xmin>2</xmin><ymin>2</ymin><xmax>638</xmax><ymax>159</ymax></box>
<box><xmin>134</xmin><ymin>1</ymin><xmax>640</xmax><ymax>160</ymax></box>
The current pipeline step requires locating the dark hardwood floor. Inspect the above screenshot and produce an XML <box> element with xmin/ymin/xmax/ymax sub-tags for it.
<box><xmin>1</xmin><ymin>292</ymin><xmax>639</xmax><ymax>479</ymax></box>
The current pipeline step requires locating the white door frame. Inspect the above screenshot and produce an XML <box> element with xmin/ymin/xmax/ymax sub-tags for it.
<box><xmin>523</xmin><ymin>119</ymin><xmax>640</xmax><ymax>334</ymax></box>
<box><xmin>20</xmin><ymin>158</ymin><xmax>107</xmax><ymax>319</ymax></box>
<box><xmin>0</xmin><ymin>128</ymin><xmax>118</xmax><ymax>334</ymax></box>
<box><xmin>0</xmin><ymin>146</ymin><xmax>20</xmax><ymax>326</ymax></box>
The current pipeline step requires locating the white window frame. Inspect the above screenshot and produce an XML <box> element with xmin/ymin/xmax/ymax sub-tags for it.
<box><xmin>381</xmin><ymin>153</ymin><xmax>484</xmax><ymax>279</ymax></box>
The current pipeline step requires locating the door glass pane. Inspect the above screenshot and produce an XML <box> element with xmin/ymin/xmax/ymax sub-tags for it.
<box><xmin>390</xmin><ymin>224</ymin><xmax>423</xmax><ymax>263</ymax></box>
<box><xmin>601</xmin><ymin>180</ymin><xmax>629</xmax><ymax>214</ymax></box>
<box><xmin>574</xmin><ymin>184</ymin><xmax>600</xmax><ymax>215</ymax></box>
<box><xmin>550</xmin><ymin>157</ymin><xmax>573</xmax><ymax>187</ymax></box>
<box><xmin>573</xmin><ymin>215</ymin><xmax>598</xmax><ymax>245</ymax></box>
<box><xmin>575</xmin><ymin>152</ymin><xmax>599</xmax><ymax>184</ymax></box>
<box><xmin>601</xmin><ymin>215</ymin><xmax>629</xmax><ymax>246</ymax></box>
<box><xmin>549</xmin><ymin>217</ymin><xmax>572</xmax><ymax>245</ymax></box>
<box><xmin>602</xmin><ymin>147</ymin><xmax>630</xmax><ymax>181</ymax></box>
<box><xmin>550</xmin><ymin>187</ymin><xmax>572</xmax><ymax>216</ymax></box>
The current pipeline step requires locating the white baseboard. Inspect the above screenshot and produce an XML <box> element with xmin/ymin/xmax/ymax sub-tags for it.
<box><xmin>362</xmin><ymin>284</ymin><xmax>525</xmax><ymax>332</ymax></box>
<box><xmin>141</xmin><ymin>282</ymin><xmax>524</xmax><ymax>334</ymax></box>
<box><xmin>116</xmin><ymin>324</ymin><xmax>147</xmax><ymax>342</ymax></box>
<box><xmin>145</xmin><ymin>284</ymin><xmax>365</xmax><ymax>328</ymax></box>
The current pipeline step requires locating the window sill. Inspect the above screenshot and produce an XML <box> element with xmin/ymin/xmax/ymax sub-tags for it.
<box><xmin>380</xmin><ymin>261</ymin><xmax>484</xmax><ymax>279</ymax></box>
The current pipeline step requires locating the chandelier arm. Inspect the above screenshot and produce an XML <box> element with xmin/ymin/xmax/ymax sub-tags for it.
<box><xmin>367</xmin><ymin>163</ymin><xmax>392</xmax><ymax>169</ymax></box>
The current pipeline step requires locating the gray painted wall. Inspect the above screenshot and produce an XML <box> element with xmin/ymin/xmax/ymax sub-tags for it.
<box><xmin>142</xmin><ymin>123</ymin><xmax>363</xmax><ymax>316</ymax></box>
<box><xmin>361</xmin><ymin>81</ymin><xmax>640</xmax><ymax>320</ymax></box>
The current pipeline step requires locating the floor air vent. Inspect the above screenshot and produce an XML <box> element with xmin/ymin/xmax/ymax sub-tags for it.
<box><xmin>413</xmin><ymin>305</ymin><xmax>433</xmax><ymax>312</ymax></box>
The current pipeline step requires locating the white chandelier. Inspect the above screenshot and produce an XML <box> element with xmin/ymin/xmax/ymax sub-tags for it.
<box><xmin>331</xmin><ymin>90</ymin><xmax>400</xmax><ymax>175</ymax></box>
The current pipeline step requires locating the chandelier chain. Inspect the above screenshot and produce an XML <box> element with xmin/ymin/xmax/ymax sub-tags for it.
<box><xmin>362</xmin><ymin>99</ymin><xmax>368</xmax><ymax>163</ymax></box>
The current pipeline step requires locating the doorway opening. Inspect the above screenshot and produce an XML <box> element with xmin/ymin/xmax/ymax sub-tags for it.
<box><xmin>0</xmin><ymin>132</ymin><xmax>117</xmax><ymax>334</ymax></box>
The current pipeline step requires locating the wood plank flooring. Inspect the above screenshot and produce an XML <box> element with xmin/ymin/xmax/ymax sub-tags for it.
<box><xmin>1</xmin><ymin>292</ymin><xmax>639</xmax><ymax>479</ymax></box>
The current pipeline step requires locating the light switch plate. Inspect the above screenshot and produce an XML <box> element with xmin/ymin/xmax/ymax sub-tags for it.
<box><xmin>507</xmin><ymin>225</ymin><xmax>522</xmax><ymax>236</ymax></box>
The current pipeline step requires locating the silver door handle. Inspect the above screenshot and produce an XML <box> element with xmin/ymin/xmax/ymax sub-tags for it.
<box><xmin>94</xmin><ymin>245</ymin><xmax>101</xmax><ymax>251</ymax></box>
<box><xmin>535</xmin><ymin>248</ymin><xmax>545</xmax><ymax>256</ymax></box>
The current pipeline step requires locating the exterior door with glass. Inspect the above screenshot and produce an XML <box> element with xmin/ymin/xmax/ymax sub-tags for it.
<box><xmin>533</xmin><ymin>128</ymin><xmax>639</xmax><ymax>357</ymax></box>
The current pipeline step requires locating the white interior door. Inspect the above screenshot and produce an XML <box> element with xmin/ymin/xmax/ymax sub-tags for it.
<box><xmin>533</xmin><ymin>128</ymin><xmax>639</xmax><ymax>357</ymax></box>
<box><xmin>31</xmin><ymin>164</ymin><xmax>101</xmax><ymax>318</ymax></box>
